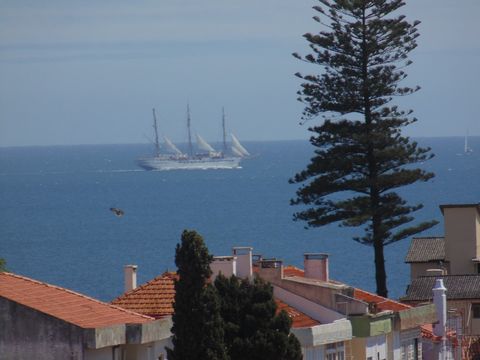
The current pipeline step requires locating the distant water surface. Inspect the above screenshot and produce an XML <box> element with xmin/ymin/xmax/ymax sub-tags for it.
<box><xmin>0</xmin><ymin>137</ymin><xmax>479</xmax><ymax>301</ymax></box>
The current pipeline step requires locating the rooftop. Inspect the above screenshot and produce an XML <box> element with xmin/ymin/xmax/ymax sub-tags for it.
<box><xmin>439</xmin><ymin>203</ymin><xmax>480</xmax><ymax>215</ymax></box>
<box><xmin>111</xmin><ymin>272</ymin><xmax>177</xmax><ymax>319</ymax></box>
<box><xmin>403</xmin><ymin>275</ymin><xmax>480</xmax><ymax>301</ymax></box>
<box><xmin>353</xmin><ymin>288</ymin><xmax>411</xmax><ymax>312</ymax></box>
<box><xmin>284</xmin><ymin>265</ymin><xmax>305</xmax><ymax>278</ymax></box>
<box><xmin>276</xmin><ymin>299</ymin><xmax>320</xmax><ymax>328</ymax></box>
<box><xmin>0</xmin><ymin>272</ymin><xmax>154</xmax><ymax>328</ymax></box>
<box><xmin>112</xmin><ymin>269</ymin><xmax>319</xmax><ymax>328</ymax></box>
<box><xmin>283</xmin><ymin>265</ymin><xmax>410</xmax><ymax>313</ymax></box>
<box><xmin>405</xmin><ymin>237</ymin><xmax>445</xmax><ymax>263</ymax></box>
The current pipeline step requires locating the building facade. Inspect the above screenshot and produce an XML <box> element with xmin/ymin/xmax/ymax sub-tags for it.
<box><xmin>0</xmin><ymin>272</ymin><xmax>172</xmax><ymax>360</ymax></box>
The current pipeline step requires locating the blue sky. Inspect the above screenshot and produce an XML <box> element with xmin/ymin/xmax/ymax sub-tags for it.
<box><xmin>0</xmin><ymin>0</ymin><xmax>479</xmax><ymax>146</ymax></box>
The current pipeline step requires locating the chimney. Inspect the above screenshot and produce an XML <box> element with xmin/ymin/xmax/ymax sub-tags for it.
<box><xmin>258</xmin><ymin>259</ymin><xmax>283</xmax><ymax>283</ymax></box>
<box><xmin>432</xmin><ymin>278</ymin><xmax>447</xmax><ymax>338</ymax></box>
<box><xmin>232</xmin><ymin>247</ymin><xmax>253</xmax><ymax>279</ymax></box>
<box><xmin>210</xmin><ymin>256</ymin><xmax>237</xmax><ymax>281</ymax></box>
<box><xmin>124</xmin><ymin>265</ymin><xmax>137</xmax><ymax>292</ymax></box>
<box><xmin>304</xmin><ymin>253</ymin><xmax>329</xmax><ymax>281</ymax></box>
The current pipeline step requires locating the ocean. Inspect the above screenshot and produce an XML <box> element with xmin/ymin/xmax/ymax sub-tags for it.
<box><xmin>0</xmin><ymin>137</ymin><xmax>478</xmax><ymax>302</ymax></box>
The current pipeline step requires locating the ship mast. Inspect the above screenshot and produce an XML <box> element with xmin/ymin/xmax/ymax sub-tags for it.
<box><xmin>222</xmin><ymin>107</ymin><xmax>227</xmax><ymax>154</ymax></box>
<box><xmin>152</xmin><ymin>108</ymin><xmax>160</xmax><ymax>157</ymax></box>
<box><xmin>187</xmin><ymin>104</ymin><xmax>193</xmax><ymax>157</ymax></box>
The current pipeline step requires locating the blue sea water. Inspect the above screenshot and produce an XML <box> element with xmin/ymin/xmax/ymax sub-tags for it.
<box><xmin>0</xmin><ymin>137</ymin><xmax>479</xmax><ymax>302</ymax></box>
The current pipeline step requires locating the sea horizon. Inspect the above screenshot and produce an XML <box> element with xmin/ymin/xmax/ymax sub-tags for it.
<box><xmin>1</xmin><ymin>136</ymin><xmax>479</xmax><ymax>302</ymax></box>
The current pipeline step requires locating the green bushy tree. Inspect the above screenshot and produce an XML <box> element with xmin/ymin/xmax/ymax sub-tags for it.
<box><xmin>214</xmin><ymin>275</ymin><xmax>302</xmax><ymax>360</ymax></box>
<box><xmin>166</xmin><ymin>230</ymin><xmax>227</xmax><ymax>360</ymax></box>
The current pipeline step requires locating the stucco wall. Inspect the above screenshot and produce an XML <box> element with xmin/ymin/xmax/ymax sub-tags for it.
<box><xmin>124</xmin><ymin>338</ymin><xmax>171</xmax><ymax>360</ymax></box>
<box><xmin>273</xmin><ymin>286</ymin><xmax>345</xmax><ymax>324</ymax></box>
<box><xmin>447</xmin><ymin>299</ymin><xmax>480</xmax><ymax>336</ymax></box>
<box><xmin>410</xmin><ymin>262</ymin><xmax>448</xmax><ymax>281</ymax></box>
<box><xmin>0</xmin><ymin>296</ymin><xmax>85</xmax><ymax>360</ymax></box>
<box><xmin>444</xmin><ymin>207</ymin><xmax>478</xmax><ymax>274</ymax></box>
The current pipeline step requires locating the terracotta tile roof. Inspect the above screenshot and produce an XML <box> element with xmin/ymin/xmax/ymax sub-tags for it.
<box><xmin>111</xmin><ymin>272</ymin><xmax>177</xmax><ymax>318</ymax></box>
<box><xmin>354</xmin><ymin>288</ymin><xmax>411</xmax><ymax>312</ymax></box>
<box><xmin>403</xmin><ymin>275</ymin><xmax>480</xmax><ymax>301</ymax></box>
<box><xmin>405</xmin><ymin>237</ymin><xmax>445</xmax><ymax>263</ymax></box>
<box><xmin>284</xmin><ymin>266</ymin><xmax>305</xmax><ymax>277</ymax></box>
<box><xmin>0</xmin><ymin>272</ymin><xmax>154</xmax><ymax>328</ymax></box>
<box><xmin>112</xmin><ymin>271</ymin><xmax>321</xmax><ymax>329</ymax></box>
<box><xmin>275</xmin><ymin>299</ymin><xmax>320</xmax><ymax>328</ymax></box>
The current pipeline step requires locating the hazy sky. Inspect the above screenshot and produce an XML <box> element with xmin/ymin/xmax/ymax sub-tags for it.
<box><xmin>1</xmin><ymin>0</ymin><xmax>479</xmax><ymax>147</ymax></box>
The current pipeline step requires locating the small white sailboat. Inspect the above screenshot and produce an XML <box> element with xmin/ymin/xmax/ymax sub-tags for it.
<box><xmin>465</xmin><ymin>130</ymin><xmax>473</xmax><ymax>154</ymax></box>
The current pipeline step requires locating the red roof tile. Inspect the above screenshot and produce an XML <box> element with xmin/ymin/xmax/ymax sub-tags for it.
<box><xmin>112</xmin><ymin>271</ymin><xmax>321</xmax><ymax>329</ymax></box>
<box><xmin>0</xmin><ymin>272</ymin><xmax>154</xmax><ymax>328</ymax></box>
<box><xmin>284</xmin><ymin>266</ymin><xmax>305</xmax><ymax>277</ymax></box>
<box><xmin>276</xmin><ymin>299</ymin><xmax>320</xmax><ymax>328</ymax></box>
<box><xmin>111</xmin><ymin>272</ymin><xmax>177</xmax><ymax>318</ymax></box>
<box><xmin>353</xmin><ymin>288</ymin><xmax>411</xmax><ymax>312</ymax></box>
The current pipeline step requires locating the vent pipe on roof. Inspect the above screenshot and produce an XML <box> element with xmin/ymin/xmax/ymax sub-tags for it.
<box><xmin>124</xmin><ymin>265</ymin><xmax>137</xmax><ymax>292</ymax></box>
<box><xmin>426</xmin><ymin>268</ymin><xmax>444</xmax><ymax>277</ymax></box>
<box><xmin>433</xmin><ymin>278</ymin><xmax>447</xmax><ymax>338</ymax></box>
<box><xmin>304</xmin><ymin>253</ymin><xmax>329</xmax><ymax>282</ymax></box>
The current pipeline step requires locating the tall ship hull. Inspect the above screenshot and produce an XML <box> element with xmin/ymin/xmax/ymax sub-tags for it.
<box><xmin>137</xmin><ymin>156</ymin><xmax>241</xmax><ymax>171</ymax></box>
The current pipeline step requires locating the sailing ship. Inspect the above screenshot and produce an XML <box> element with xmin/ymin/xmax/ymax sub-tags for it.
<box><xmin>465</xmin><ymin>130</ymin><xmax>473</xmax><ymax>154</ymax></box>
<box><xmin>137</xmin><ymin>106</ymin><xmax>250</xmax><ymax>171</ymax></box>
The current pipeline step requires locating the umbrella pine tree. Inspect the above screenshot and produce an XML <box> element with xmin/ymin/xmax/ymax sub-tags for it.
<box><xmin>291</xmin><ymin>0</ymin><xmax>437</xmax><ymax>297</ymax></box>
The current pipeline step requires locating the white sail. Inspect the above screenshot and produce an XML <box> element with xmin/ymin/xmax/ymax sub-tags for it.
<box><xmin>465</xmin><ymin>130</ymin><xmax>473</xmax><ymax>153</ymax></box>
<box><xmin>231</xmin><ymin>146</ymin><xmax>244</xmax><ymax>157</ymax></box>
<box><xmin>163</xmin><ymin>136</ymin><xmax>183</xmax><ymax>155</ymax></box>
<box><xmin>196</xmin><ymin>134</ymin><xmax>216</xmax><ymax>152</ymax></box>
<box><xmin>231</xmin><ymin>133</ymin><xmax>250</xmax><ymax>157</ymax></box>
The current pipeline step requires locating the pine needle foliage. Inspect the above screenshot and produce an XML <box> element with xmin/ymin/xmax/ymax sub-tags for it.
<box><xmin>166</xmin><ymin>230</ymin><xmax>227</xmax><ymax>360</ymax></box>
<box><xmin>291</xmin><ymin>0</ymin><xmax>438</xmax><ymax>297</ymax></box>
<box><xmin>214</xmin><ymin>275</ymin><xmax>302</xmax><ymax>360</ymax></box>
<box><xmin>0</xmin><ymin>258</ymin><xmax>6</xmax><ymax>272</ymax></box>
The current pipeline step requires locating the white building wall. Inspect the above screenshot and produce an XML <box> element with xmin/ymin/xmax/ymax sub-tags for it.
<box><xmin>303</xmin><ymin>345</ymin><xmax>325</xmax><ymax>360</ymax></box>
<box><xmin>273</xmin><ymin>286</ymin><xmax>345</xmax><ymax>323</ymax></box>
<box><xmin>392</xmin><ymin>331</ymin><xmax>401</xmax><ymax>360</ymax></box>
<box><xmin>366</xmin><ymin>335</ymin><xmax>387</xmax><ymax>360</ymax></box>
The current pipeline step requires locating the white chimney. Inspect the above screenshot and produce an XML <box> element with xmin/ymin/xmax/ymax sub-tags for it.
<box><xmin>232</xmin><ymin>247</ymin><xmax>253</xmax><ymax>279</ymax></box>
<box><xmin>124</xmin><ymin>265</ymin><xmax>137</xmax><ymax>292</ymax></box>
<box><xmin>433</xmin><ymin>278</ymin><xmax>447</xmax><ymax>338</ymax></box>
<box><xmin>210</xmin><ymin>256</ymin><xmax>237</xmax><ymax>281</ymax></box>
<box><xmin>304</xmin><ymin>253</ymin><xmax>329</xmax><ymax>281</ymax></box>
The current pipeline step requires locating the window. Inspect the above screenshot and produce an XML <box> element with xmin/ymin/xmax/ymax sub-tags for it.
<box><xmin>472</xmin><ymin>303</ymin><xmax>480</xmax><ymax>318</ymax></box>
<box><xmin>325</xmin><ymin>342</ymin><xmax>345</xmax><ymax>360</ymax></box>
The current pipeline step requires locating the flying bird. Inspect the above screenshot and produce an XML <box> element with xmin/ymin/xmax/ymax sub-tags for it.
<box><xmin>110</xmin><ymin>207</ymin><xmax>124</xmax><ymax>217</ymax></box>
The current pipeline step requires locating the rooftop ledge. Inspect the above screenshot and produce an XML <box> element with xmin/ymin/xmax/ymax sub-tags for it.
<box><xmin>291</xmin><ymin>319</ymin><xmax>352</xmax><ymax>347</ymax></box>
<box><xmin>284</xmin><ymin>275</ymin><xmax>349</xmax><ymax>291</ymax></box>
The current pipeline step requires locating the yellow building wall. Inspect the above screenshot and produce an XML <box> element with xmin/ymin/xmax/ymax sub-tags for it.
<box><xmin>350</xmin><ymin>337</ymin><xmax>366</xmax><ymax>360</ymax></box>
<box><xmin>444</xmin><ymin>207</ymin><xmax>479</xmax><ymax>274</ymax></box>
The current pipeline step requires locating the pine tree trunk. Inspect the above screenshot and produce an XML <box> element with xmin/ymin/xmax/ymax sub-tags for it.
<box><xmin>373</xmin><ymin>219</ymin><xmax>388</xmax><ymax>297</ymax></box>
<box><xmin>360</xmin><ymin>4</ymin><xmax>388</xmax><ymax>298</ymax></box>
